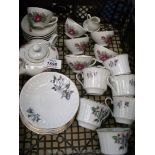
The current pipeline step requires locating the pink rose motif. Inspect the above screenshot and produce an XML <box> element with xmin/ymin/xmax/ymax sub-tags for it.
<box><xmin>68</xmin><ymin>29</ymin><xmax>76</xmax><ymax>35</ymax></box>
<box><xmin>75</xmin><ymin>42</ymin><xmax>88</xmax><ymax>51</ymax></box>
<box><xmin>74</xmin><ymin>63</ymin><xmax>85</xmax><ymax>70</ymax></box>
<box><xmin>66</xmin><ymin>24</ymin><xmax>77</xmax><ymax>36</ymax></box>
<box><xmin>33</xmin><ymin>14</ymin><xmax>42</xmax><ymax>22</ymax></box>
<box><xmin>97</xmin><ymin>50</ymin><xmax>111</xmax><ymax>61</ymax></box>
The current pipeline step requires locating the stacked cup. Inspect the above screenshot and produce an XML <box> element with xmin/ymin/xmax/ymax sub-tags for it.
<box><xmin>21</xmin><ymin>7</ymin><xmax>58</xmax><ymax>41</ymax></box>
<box><xmin>64</xmin><ymin>17</ymin><xmax>99</xmax><ymax>73</ymax></box>
<box><xmin>93</xmin><ymin>42</ymin><xmax>135</xmax><ymax>125</ymax></box>
<box><xmin>92</xmin><ymin>41</ymin><xmax>134</xmax><ymax>155</ymax></box>
<box><xmin>93</xmin><ymin>53</ymin><xmax>134</xmax><ymax>155</ymax></box>
<box><xmin>103</xmin><ymin>53</ymin><xmax>135</xmax><ymax>125</ymax></box>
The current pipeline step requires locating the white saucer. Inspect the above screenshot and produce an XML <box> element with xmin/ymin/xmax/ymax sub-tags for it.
<box><xmin>21</xmin><ymin>15</ymin><xmax>57</xmax><ymax>37</ymax></box>
<box><xmin>83</xmin><ymin>20</ymin><xmax>100</xmax><ymax>33</ymax></box>
<box><xmin>20</xmin><ymin>72</ymin><xmax>79</xmax><ymax>129</ymax></box>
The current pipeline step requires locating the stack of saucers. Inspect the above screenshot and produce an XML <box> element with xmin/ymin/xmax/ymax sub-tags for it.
<box><xmin>19</xmin><ymin>72</ymin><xmax>80</xmax><ymax>135</ymax></box>
<box><xmin>21</xmin><ymin>7</ymin><xmax>58</xmax><ymax>41</ymax></box>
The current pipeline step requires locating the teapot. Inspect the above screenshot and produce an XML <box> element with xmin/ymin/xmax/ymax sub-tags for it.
<box><xmin>19</xmin><ymin>34</ymin><xmax>59</xmax><ymax>76</ymax></box>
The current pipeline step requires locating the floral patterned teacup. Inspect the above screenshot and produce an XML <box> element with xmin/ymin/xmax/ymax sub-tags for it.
<box><xmin>94</xmin><ymin>44</ymin><xmax>118</xmax><ymax>62</ymax></box>
<box><xmin>103</xmin><ymin>54</ymin><xmax>131</xmax><ymax>75</ymax></box>
<box><xmin>77</xmin><ymin>98</ymin><xmax>110</xmax><ymax>130</ymax></box>
<box><xmin>91</xmin><ymin>31</ymin><xmax>114</xmax><ymax>46</ymax></box>
<box><xmin>65</xmin><ymin>18</ymin><xmax>87</xmax><ymax>38</ymax></box>
<box><xmin>65</xmin><ymin>55</ymin><xmax>97</xmax><ymax>73</ymax></box>
<box><xmin>105</xmin><ymin>97</ymin><xmax>135</xmax><ymax>125</ymax></box>
<box><xmin>97</xmin><ymin>128</ymin><xmax>131</xmax><ymax>155</ymax></box>
<box><xmin>76</xmin><ymin>66</ymin><xmax>110</xmax><ymax>95</ymax></box>
<box><xmin>107</xmin><ymin>74</ymin><xmax>135</xmax><ymax>97</ymax></box>
<box><xmin>64</xmin><ymin>34</ymin><xmax>89</xmax><ymax>55</ymax></box>
<box><xmin>27</xmin><ymin>7</ymin><xmax>58</xmax><ymax>28</ymax></box>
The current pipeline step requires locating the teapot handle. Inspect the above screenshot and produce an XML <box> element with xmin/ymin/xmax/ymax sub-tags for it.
<box><xmin>19</xmin><ymin>59</ymin><xmax>26</xmax><ymax>75</ymax></box>
<box><xmin>49</xmin><ymin>34</ymin><xmax>58</xmax><ymax>46</ymax></box>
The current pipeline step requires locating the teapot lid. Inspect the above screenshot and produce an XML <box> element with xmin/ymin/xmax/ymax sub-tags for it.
<box><xmin>25</xmin><ymin>43</ymin><xmax>49</xmax><ymax>63</ymax></box>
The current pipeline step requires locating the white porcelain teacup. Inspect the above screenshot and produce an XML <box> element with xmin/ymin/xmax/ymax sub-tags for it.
<box><xmin>27</xmin><ymin>7</ymin><xmax>58</xmax><ymax>28</ymax></box>
<box><xmin>86</xmin><ymin>14</ymin><xmax>100</xmax><ymax>32</ymax></box>
<box><xmin>107</xmin><ymin>74</ymin><xmax>135</xmax><ymax>97</ymax></box>
<box><xmin>76</xmin><ymin>66</ymin><xmax>110</xmax><ymax>95</ymax></box>
<box><xmin>94</xmin><ymin>44</ymin><xmax>118</xmax><ymax>62</ymax></box>
<box><xmin>64</xmin><ymin>34</ymin><xmax>89</xmax><ymax>55</ymax></box>
<box><xmin>91</xmin><ymin>31</ymin><xmax>114</xmax><ymax>46</ymax></box>
<box><xmin>65</xmin><ymin>18</ymin><xmax>87</xmax><ymax>38</ymax></box>
<box><xmin>65</xmin><ymin>55</ymin><xmax>97</xmax><ymax>73</ymax></box>
<box><xmin>97</xmin><ymin>128</ymin><xmax>131</xmax><ymax>155</ymax></box>
<box><xmin>77</xmin><ymin>98</ymin><xmax>110</xmax><ymax>130</ymax></box>
<box><xmin>103</xmin><ymin>54</ymin><xmax>131</xmax><ymax>75</ymax></box>
<box><xmin>105</xmin><ymin>97</ymin><xmax>135</xmax><ymax>125</ymax></box>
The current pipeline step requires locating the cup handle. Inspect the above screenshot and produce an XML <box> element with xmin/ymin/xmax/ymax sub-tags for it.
<box><xmin>96</xmin><ymin>65</ymin><xmax>106</xmax><ymax>69</ymax></box>
<box><xmin>48</xmin><ymin>34</ymin><xmax>58</xmax><ymax>46</ymax></box>
<box><xmin>106</xmin><ymin>76</ymin><xmax>117</xmax><ymax>95</ymax></box>
<box><xmin>47</xmin><ymin>16</ymin><xmax>58</xmax><ymax>26</ymax></box>
<box><xmin>89</xmin><ymin>58</ymin><xmax>96</xmax><ymax>67</ymax></box>
<box><xmin>76</xmin><ymin>73</ymin><xmax>84</xmax><ymax>88</ymax></box>
<box><xmin>100</xmin><ymin>109</ymin><xmax>111</xmax><ymax>122</ymax></box>
<box><xmin>84</xmin><ymin>34</ymin><xmax>89</xmax><ymax>37</ymax></box>
<box><xmin>87</xmin><ymin>14</ymin><xmax>91</xmax><ymax>20</ymax></box>
<box><xmin>104</xmin><ymin>97</ymin><xmax>114</xmax><ymax>116</ymax></box>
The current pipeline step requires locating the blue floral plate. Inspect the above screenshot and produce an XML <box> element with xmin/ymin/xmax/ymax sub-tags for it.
<box><xmin>20</xmin><ymin>72</ymin><xmax>79</xmax><ymax>131</ymax></box>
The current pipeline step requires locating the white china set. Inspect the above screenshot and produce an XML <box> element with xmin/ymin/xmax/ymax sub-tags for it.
<box><xmin>21</xmin><ymin>7</ymin><xmax>58</xmax><ymax>41</ymax></box>
<box><xmin>19</xmin><ymin>8</ymin><xmax>134</xmax><ymax>155</ymax></box>
<box><xmin>63</xmin><ymin>15</ymin><xmax>134</xmax><ymax>155</ymax></box>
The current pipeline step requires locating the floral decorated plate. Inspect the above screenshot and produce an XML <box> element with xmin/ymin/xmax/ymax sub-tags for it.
<box><xmin>20</xmin><ymin>72</ymin><xmax>79</xmax><ymax>130</ymax></box>
<box><xmin>22</xmin><ymin>27</ymin><xmax>57</xmax><ymax>41</ymax></box>
<box><xmin>21</xmin><ymin>15</ymin><xmax>57</xmax><ymax>36</ymax></box>
<box><xmin>20</xmin><ymin>109</ymin><xmax>75</xmax><ymax>134</ymax></box>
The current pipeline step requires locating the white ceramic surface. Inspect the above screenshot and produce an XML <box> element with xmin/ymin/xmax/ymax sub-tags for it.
<box><xmin>107</xmin><ymin>74</ymin><xmax>135</xmax><ymax>97</ymax></box>
<box><xmin>77</xmin><ymin>98</ymin><xmax>110</xmax><ymax>130</ymax></box>
<box><xmin>19</xmin><ymin>35</ymin><xmax>59</xmax><ymax>76</ymax></box>
<box><xmin>21</xmin><ymin>15</ymin><xmax>57</xmax><ymax>36</ymax></box>
<box><xmin>97</xmin><ymin>128</ymin><xmax>130</xmax><ymax>155</ymax></box>
<box><xmin>27</xmin><ymin>7</ymin><xmax>58</xmax><ymax>28</ymax></box>
<box><xmin>64</xmin><ymin>34</ymin><xmax>89</xmax><ymax>55</ymax></box>
<box><xmin>94</xmin><ymin>44</ymin><xmax>118</xmax><ymax>62</ymax></box>
<box><xmin>91</xmin><ymin>31</ymin><xmax>114</xmax><ymax>46</ymax></box>
<box><xmin>105</xmin><ymin>97</ymin><xmax>135</xmax><ymax>125</ymax></box>
<box><xmin>103</xmin><ymin>54</ymin><xmax>131</xmax><ymax>75</ymax></box>
<box><xmin>65</xmin><ymin>18</ymin><xmax>87</xmax><ymax>38</ymax></box>
<box><xmin>65</xmin><ymin>55</ymin><xmax>96</xmax><ymax>73</ymax></box>
<box><xmin>76</xmin><ymin>66</ymin><xmax>110</xmax><ymax>95</ymax></box>
<box><xmin>20</xmin><ymin>72</ymin><xmax>79</xmax><ymax>130</ymax></box>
